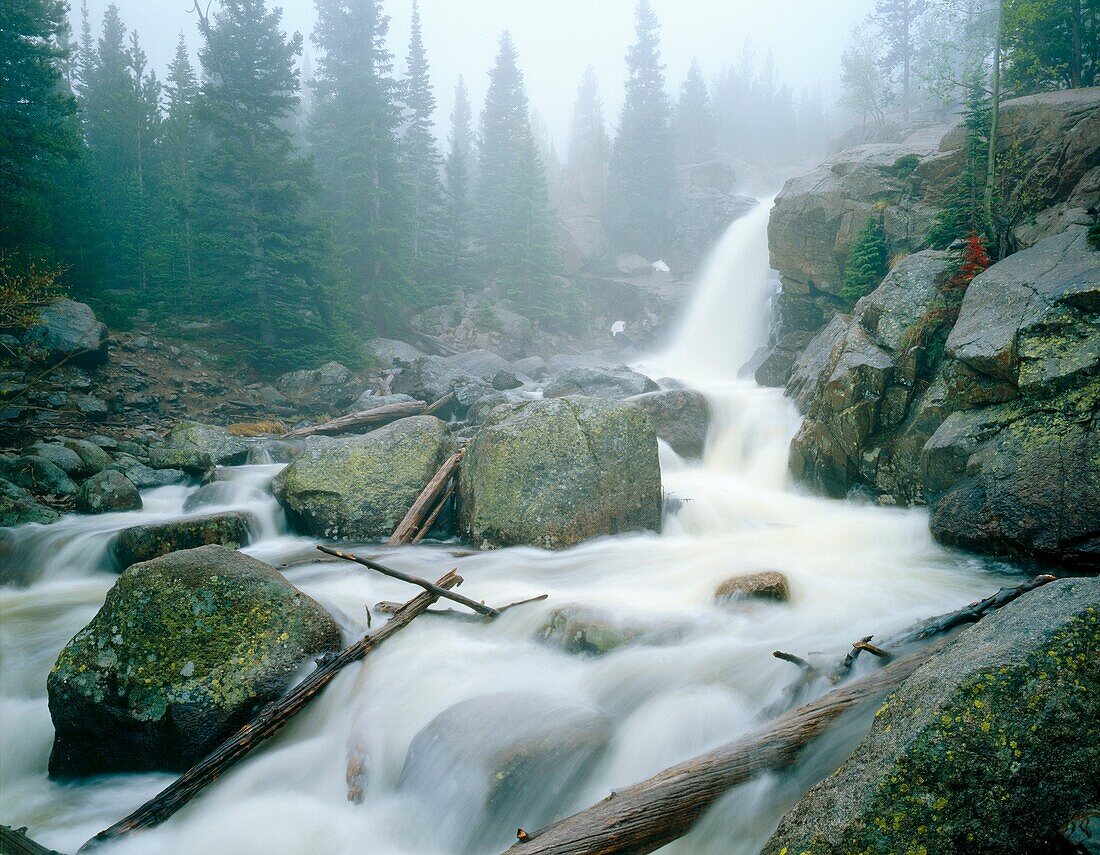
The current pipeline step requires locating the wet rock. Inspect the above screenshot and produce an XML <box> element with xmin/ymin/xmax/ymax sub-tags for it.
<box><xmin>183</xmin><ymin>482</ymin><xmax>266</xmax><ymax>513</ymax></box>
<box><xmin>1056</xmin><ymin>812</ymin><xmax>1100</xmax><ymax>855</ymax></box>
<box><xmin>114</xmin><ymin>512</ymin><xmax>256</xmax><ymax>569</ymax></box>
<box><xmin>543</xmin><ymin>366</ymin><xmax>659</xmax><ymax>400</ymax></box>
<box><xmin>625</xmin><ymin>389</ymin><xmax>711</xmax><ymax>458</ymax></box>
<box><xmin>763</xmin><ymin>577</ymin><xmax>1100</xmax><ymax>855</ymax></box>
<box><xmin>0</xmin><ymin>479</ymin><xmax>60</xmax><ymax>527</ymax></box>
<box><xmin>0</xmin><ymin>455</ymin><xmax>77</xmax><ymax>497</ymax></box>
<box><xmin>166</xmin><ymin>421</ymin><xmax>250</xmax><ymax>466</ymax></box>
<box><xmin>512</xmin><ymin>356</ymin><xmax>548</xmax><ymax>379</ymax></box>
<box><xmin>275</xmin><ymin>361</ymin><xmax>361</xmax><ymax>411</ymax></box>
<box><xmin>715</xmin><ymin>571</ymin><xmax>790</xmax><ymax>603</ymax></box>
<box><xmin>27</xmin><ymin>442</ymin><xmax>85</xmax><ymax>477</ymax></box>
<box><xmin>147</xmin><ymin>446</ymin><xmax>215</xmax><ymax>478</ymax></box>
<box><xmin>491</xmin><ymin>369</ymin><xmax>523</xmax><ymax>391</ymax></box>
<box><xmin>272</xmin><ymin>416</ymin><xmax>455</xmax><ymax>541</ymax></box>
<box><xmin>457</xmin><ymin>397</ymin><xmax>662</xmax><ymax>549</ymax></box>
<box><xmin>24</xmin><ymin>299</ymin><xmax>108</xmax><ymax>367</ymax></box>
<box><xmin>77</xmin><ymin>470</ymin><xmax>142</xmax><ymax>514</ymax></box>
<box><xmin>466</xmin><ymin>390</ymin><xmax>530</xmax><ymax>425</ymax></box>
<box><xmin>539</xmin><ymin>605</ymin><xmax>681</xmax><ymax>655</ymax></box>
<box><xmin>47</xmin><ymin>545</ymin><xmax>341</xmax><ymax>776</ymax></box>
<box><xmin>62</xmin><ymin>438</ymin><xmax>112</xmax><ymax>477</ymax></box>
<box><xmin>391</xmin><ymin>355</ymin><xmax>488</xmax><ymax>413</ymax></box>
<box><xmin>109</xmin><ymin>454</ymin><xmax>186</xmax><ymax>489</ymax></box>
<box><xmin>396</xmin><ymin>692</ymin><xmax>611</xmax><ymax>850</ymax></box>
<box><xmin>446</xmin><ymin>348</ymin><xmax>514</xmax><ymax>381</ymax></box>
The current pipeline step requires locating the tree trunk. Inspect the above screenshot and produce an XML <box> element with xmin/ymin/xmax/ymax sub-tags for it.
<box><xmin>0</xmin><ymin>827</ymin><xmax>63</xmax><ymax>855</ymax></box>
<box><xmin>387</xmin><ymin>449</ymin><xmax>464</xmax><ymax>545</ymax></box>
<box><xmin>985</xmin><ymin>0</ymin><xmax>1002</xmax><ymax>250</ymax></box>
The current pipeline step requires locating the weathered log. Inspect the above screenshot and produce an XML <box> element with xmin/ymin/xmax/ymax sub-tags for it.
<box><xmin>901</xmin><ymin>574</ymin><xmax>1056</xmax><ymax>642</ymax></box>
<box><xmin>318</xmin><ymin>545</ymin><xmax>500</xmax><ymax>618</ymax></box>
<box><xmin>1</xmin><ymin>826</ymin><xmax>64</xmax><ymax>855</ymax></box>
<box><xmin>506</xmin><ymin>637</ymin><xmax>953</xmax><ymax>855</ymax></box>
<box><xmin>388</xmin><ymin>449</ymin><xmax>464</xmax><ymax>545</ymax></box>
<box><xmin>411</xmin><ymin>481</ymin><xmax>454</xmax><ymax>545</ymax></box>
<box><xmin>85</xmin><ymin>571</ymin><xmax>462</xmax><ymax>848</ymax></box>
<box><xmin>281</xmin><ymin>393</ymin><xmax>452</xmax><ymax>440</ymax></box>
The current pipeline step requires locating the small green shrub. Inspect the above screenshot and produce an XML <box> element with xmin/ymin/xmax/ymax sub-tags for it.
<box><xmin>841</xmin><ymin>216</ymin><xmax>889</xmax><ymax>305</ymax></box>
<box><xmin>892</xmin><ymin>154</ymin><xmax>921</xmax><ymax>179</ymax></box>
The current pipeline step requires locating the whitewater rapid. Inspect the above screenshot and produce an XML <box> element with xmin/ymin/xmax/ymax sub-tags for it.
<box><xmin>0</xmin><ymin>199</ymin><xmax>1006</xmax><ymax>855</ymax></box>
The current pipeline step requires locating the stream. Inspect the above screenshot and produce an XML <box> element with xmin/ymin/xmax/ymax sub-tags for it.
<box><xmin>0</xmin><ymin>199</ymin><xmax>1009</xmax><ymax>854</ymax></box>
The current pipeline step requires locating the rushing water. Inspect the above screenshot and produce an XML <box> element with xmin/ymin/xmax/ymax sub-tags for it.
<box><xmin>0</xmin><ymin>200</ymin><xmax>1007</xmax><ymax>855</ymax></box>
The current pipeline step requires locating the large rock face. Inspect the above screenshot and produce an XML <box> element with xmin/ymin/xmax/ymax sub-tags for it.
<box><xmin>624</xmin><ymin>389</ymin><xmax>711</xmax><ymax>458</ymax></box>
<box><xmin>457</xmin><ymin>397</ymin><xmax>662</xmax><ymax>549</ymax></box>
<box><xmin>272</xmin><ymin>416</ymin><xmax>455</xmax><ymax>541</ymax></box>
<box><xmin>47</xmin><ymin>545</ymin><xmax>341</xmax><ymax>776</ymax></box>
<box><xmin>763</xmin><ymin>577</ymin><xmax>1100</xmax><ymax>855</ymax></box>
<box><xmin>24</xmin><ymin>299</ymin><xmax>109</xmax><ymax>367</ymax></box>
<box><xmin>763</xmin><ymin>89</ymin><xmax>1100</xmax><ymax>387</ymax></box>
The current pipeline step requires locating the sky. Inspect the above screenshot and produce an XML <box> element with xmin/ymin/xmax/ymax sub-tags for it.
<box><xmin>75</xmin><ymin>0</ymin><xmax>875</xmax><ymax>148</ymax></box>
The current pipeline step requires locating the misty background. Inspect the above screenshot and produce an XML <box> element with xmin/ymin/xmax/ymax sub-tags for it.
<box><xmin>75</xmin><ymin>0</ymin><xmax>873</xmax><ymax>144</ymax></box>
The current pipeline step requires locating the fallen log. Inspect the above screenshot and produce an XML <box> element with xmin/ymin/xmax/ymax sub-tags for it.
<box><xmin>281</xmin><ymin>393</ymin><xmax>452</xmax><ymax>440</ymax></box>
<box><xmin>505</xmin><ymin>637</ymin><xmax>953</xmax><ymax>855</ymax></box>
<box><xmin>318</xmin><ymin>545</ymin><xmax>500</xmax><ymax>618</ymax></box>
<box><xmin>86</xmin><ymin>570</ymin><xmax>462</xmax><ymax>849</ymax></box>
<box><xmin>505</xmin><ymin>575</ymin><xmax>1059</xmax><ymax>855</ymax></box>
<box><xmin>411</xmin><ymin>481</ymin><xmax>454</xmax><ymax>545</ymax></box>
<box><xmin>388</xmin><ymin>449</ymin><xmax>464</xmax><ymax>545</ymax></box>
<box><xmin>1</xmin><ymin>826</ymin><xmax>64</xmax><ymax>855</ymax></box>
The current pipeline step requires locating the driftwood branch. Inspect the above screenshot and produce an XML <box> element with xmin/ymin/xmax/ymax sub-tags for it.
<box><xmin>374</xmin><ymin>593</ymin><xmax>549</xmax><ymax>621</ymax></box>
<box><xmin>86</xmin><ymin>571</ymin><xmax>463</xmax><ymax>848</ymax></box>
<box><xmin>505</xmin><ymin>637</ymin><xmax>953</xmax><ymax>855</ymax></box>
<box><xmin>282</xmin><ymin>400</ymin><xmax>432</xmax><ymax>440</ymax></box>
<box><xmin>318</xmin><ymin>546</ymin><xmax>499</xmax><ymax>618</ymax></box>
<box><xmin>900</xmin><ymin>574</ymin><xmax>1056</xmax><ymax>642</ymax></box>
<box><xmin>1</xmin><ymin>826</ymin><xmax>63</xmax><ymax>855</ymax></box>
<box><xmin>388</xmin><ymin>449</ymin><xmax>464</xmax><ymax>545</ymax></box>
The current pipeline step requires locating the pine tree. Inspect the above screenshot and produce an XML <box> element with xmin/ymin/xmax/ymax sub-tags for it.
<box><xmin>841</xmin><ymin>213</ymin><xmax>889</xmax><ymax>304</ymax></box>
<box><xmin>675</xmin><ymin>58</ymin><xmax>716</xmax><ymax>165</ymax></box>
<box><xmin>0</xmin><ymin>0</ymin><xmax>80</xmax><ymax>262</ymax></box>
<box><xmin>310</xmin><ymin>0</ymin><xmax>407</xmax><ymax>330</ymax></box>
<box><xmin>606</xmin><ymin>0</ymin><xmax>674</xmax><ymax>255</ymax></box>
<box><xmin>443</xmin><ymin>77</ymin><xmax>475</xmax><ymax>289</ymax></box>
<box><xmin>195</xmin><ymin>0</ymin><xmax>330</xmax><ymax>371</ymax></box>
<box><xmin>564</xmin><ymin>65</ymin><xmax>609</xmax><ymax>206</ymax></box>
<box><xmin>873</xmin><ymin>0</ymin><xmax>927</xmax><ymax>119</ymax></box>
<box><xmin>401</xmin><ymin>0</ymin><xmax>447</xmax><ymax>303</ymax></box>
<box><xmin>476</xmin><ymin>32</ymin><xmax>561</xmax><ymax>320</ymax></box>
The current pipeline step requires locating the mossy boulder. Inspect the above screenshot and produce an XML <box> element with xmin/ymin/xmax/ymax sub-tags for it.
<box><xmin>763</xmin><ymin>577</ymin><xmax>1100</xmax><ymax>855</ymax></box>
<box><xmin>715</xmin><ymin>571</ymin><xmax>790</xmax><ymax>603</ymax></box>
<box><xmin>62</xmin><ymin>438</ymin><xmax>112</xmax><ymax>477</ymax></box>
<box><xmin>0</xmin><ymin>479</ymin><xmax>59</xmax><ymax>527</ymax></box>
<box><xmin>457</xmin><ymin>397</ymin><xmax>662</xmax><ymax>549</ymax></box>
<box><xmin>166</xmin><ymin>421</ymin><xmax>250</xmax><ymax>466</ymax></box>
<box><xmin>272</xmin><ymin>416</ymin><xmax>455</xmax><ymax>540</ymax></box>
<box><xmin>27</xmin><ymin>442</ymin><xmax>85</xmax><ymax>477</ymax></box>
<box><xmin>0</xmin><ymin>455</ymin><xmax>77</xmax><ymax>498</ymax></box>
<box><xmin>76</xmin><ymin>470</ymin><xmax>142</xmax><ymax>514</ymax></box>
<box><xmin>113</xmin><ymin>512</ymin><xmax>256</xmax><ymax>569</ymax></box>
<box><xmin>47</xmin><ymin>545</ymin><xmax>341</xmax><ymax>777</ymax></box>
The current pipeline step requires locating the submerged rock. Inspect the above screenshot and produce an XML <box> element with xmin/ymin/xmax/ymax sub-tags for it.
<box><xmin>167</xmin><ymin>421</ymin><xmax>250</xmax><ymax>466</ymax></box>
<box><xmin>543</xmin><ymin>365</ymin><xmax>659</xmax><ymax>400</ymax></box>
<box><xmin>182</xmin><ymin>481</ymin><xmax>266</xmax><ymax>512</ymax></box>
<box><xmin>538</xmin><ymin>605</ymin><xmax>681</xmax><ymax>655</ymax></box>
<box><xmin>77</xmin><ymin>470</ymin><xmax>142</xmax><ymax>514</ymax></box>
<box><xmin>715</xmin><ymin>571</ymin><xmax>790</xmax><ymax>603</ymax></box>
<box><xmin>114</xmin><ymin>512</ymin><xmax>256</xmax><ymax>569</ymax></box>
<box><xmin>457</xmin><ymin>397</ymin><xmax>662</xmax><ymax>549</ymax></box>
<box><xmin>272</xmin><ymin>416</ymin><xmax>455</xmax><ymax>541</ymax></box>
<box><xmin>48</xmin><ymin>545</ymin><xmax>341</xmax><ymax>776</ymax></box>
<box><xmin>763</xmin><ymin>577</ymin><xmax>1100</xmax><ymax>855</ymax></box>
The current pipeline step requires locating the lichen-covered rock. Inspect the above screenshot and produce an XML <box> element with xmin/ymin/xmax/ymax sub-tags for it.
<box><xmin>275</xmin><ymin>361</ymin><xmax>361</xmax><ymax>411</ymax></box>
<box><xmin>27</xmin><ymin>442</ymin><xmax>85</xmax><ymax>477</ymax></box>
<box><xmin>62</xmin><ymin>438</ymin><xmax>112</xmax><ymax>477</ymax></box>
<box><xmin>113</xmin><ymin>512</ymin><xmax>256</xmax><ymax>569</ymax></box>
<box><xmin>0</xmin><ymin>455</ymin><xmax>77</xmax><ymax>497</ymax></box>
<box><xmin>762</xmin><ymin>577</ymin><xmax>1100</xmax><ymax>855</ymax></box>
<box><xmin>543</xmin><ymin>365</ymin><xmax>659</xmax><ymax>400</ymax></box>
<box><xmin>47</xmin><ymin>545</ymin><xmax>341</xmax><ymax>776</ymax></box>
<box><xmin>395</xmin><ymin>692</ymin><xmax>611</xmax><ymax>850</ymax></box>
<box><xmin>624</xmin><ymin>389</ymin><xmax>711</xmax><ymax>458</ymax></box>
<box><xmin>146</xmin><ymin>446</ymin><xmax>215</xmax><ymax>477</ymax></box>
<box><xmin>167</xmin><ymin>421</ymin><xmax>250</xmax><ymax>466</ymax></box>
<box><xmin>272</xmin><ymin>416</ymin><xmax>455</xmax><ymax>540</ymax></box>
<box><xmin>391</xmin><ymin>355</ymin><xmax>486</xmax><ymax>406</ymax></box>
<box><xmin>0</xmin><ymin>479</ymin><xmax>59</xmax><ymax>527</ymax></box>
<box><xmin>77</xmin><ymin>470</ymin><xmax>142</xmax><ymax>514</ymax></box>
<box><xmin>715</xmin><ymin>571</ymin><xmax>790</xmax><ymax>603</ymax></box>
<box><xmin>457</xmin><ymin>397</ymin><xmax>662</xmax><ymax>549</ymax></box>
<box><xmin>24</xmin><ymin>299</ymin><xmax>108</xmax><ymax>367</ymax></box>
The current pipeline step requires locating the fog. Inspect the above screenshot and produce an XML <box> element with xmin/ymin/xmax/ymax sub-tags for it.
<box><xmin>77</xmin><ymin>0</ymin><xmax>873</xmax><ymax>144</ymax></box>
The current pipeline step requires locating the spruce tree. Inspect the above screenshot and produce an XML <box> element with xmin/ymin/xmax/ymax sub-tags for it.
<box><xmin>401</xmin><ymin>0</ymin><xmax>447</xmax><ymax>303</ymax></box>
<box><xmin>606</xmin><ymin>0</ymin><xmax>674</xmax><ymax>255</ymax></box>
<box><xmin>564</xmin><ymin>66</ymin><xmax>610</xmax><ymax>206</ymax></box>
<box><xmin>444</xmin><ymin>77</ymin><xmax>475</xmax><ymax>290</ymax></box>
<box><xmin>873</xmin><ymin>0</ymin><xmax>927</xmax><ymax>119</ymax></box>
<box><xmin>195</xmin><ymin>0</ymin><xmax>328</xmax><ymax>371</ymax></box>
<box><xmin>841</xmin><ymin>213</ymin><xmax>889</xmax><ymax>304</ymax></box>
<box><xmin>675</xmin><ymin>58</ymin><xmax>717</xmax><ymax>165</ymax></box>
<box><xmin>476</xmin><ymin>32</ymin><xmax>561</xmax><ymax>320</ymax></box>
<box><xmin>0</xmin><ymin>0</ymin><xmax>80</xmax><ymax>263</ymax></box>
<box><xmin>310</xmin><ymin>0</ymin><xmax>407</xmax><ymax>328</ymax></box>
